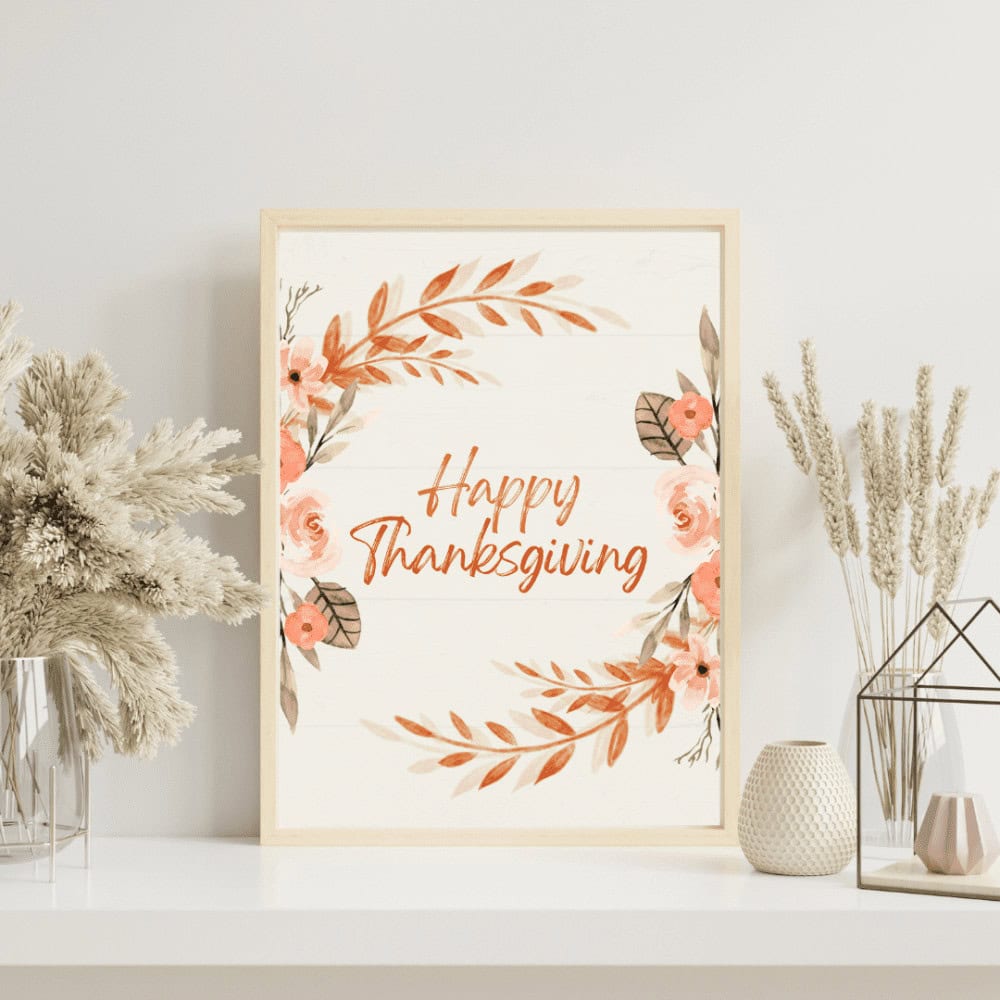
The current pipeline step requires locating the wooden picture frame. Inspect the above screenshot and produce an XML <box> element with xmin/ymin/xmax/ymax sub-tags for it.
<box><xmin>260</xmin><ymin>210</ymin><xmax>740</xmax><ymax>845</ymax></box>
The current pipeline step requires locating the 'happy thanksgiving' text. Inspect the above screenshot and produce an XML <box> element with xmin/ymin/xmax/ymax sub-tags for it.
<box><xmin>348</xmin><ymin>446</ymin><xmax>648</xmax><ymax>594</ymax></box>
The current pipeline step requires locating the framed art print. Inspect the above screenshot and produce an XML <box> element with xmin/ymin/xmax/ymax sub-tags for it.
<box><xmin>260</xmin><ymin>210</ymin><xmax>740</xmax><ymax>845</ymax></box>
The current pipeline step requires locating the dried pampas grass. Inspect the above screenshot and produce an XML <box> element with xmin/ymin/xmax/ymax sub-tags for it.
<box><xmin>0</xmin><ymin>300</ymin><xmax>263</xmax><ymax>758</ymax></box>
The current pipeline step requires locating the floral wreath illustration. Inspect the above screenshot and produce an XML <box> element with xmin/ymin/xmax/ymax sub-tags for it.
<box><xmin>277</xmin><ymin>257</ymin><xmax>722</xmax><ymax>786</ymax></box>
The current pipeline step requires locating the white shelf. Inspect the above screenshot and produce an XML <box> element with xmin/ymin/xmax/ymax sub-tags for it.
<box><xmin>0</xmin><ymin>837</ymin><xmax>998</xmax><ymax>966</ymax></box>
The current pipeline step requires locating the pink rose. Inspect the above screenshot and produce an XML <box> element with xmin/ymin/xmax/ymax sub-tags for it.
<box><xmin>668</xmin><ymin>632</ymin><xmax>720</xmax><ymax>710</ymax></box>
<box><xmin>280</xmin><ymin>337</ymin><xmax>327</xmax><ymax>412</ymax></box>
<box><xmin>691</xmin><ymin>551</ymin><xmax>721</xmax><ymax>620</ymax></box>
<box><xmin>668</xmin><ymin>391</ymin><xmax>713</xmax><ymax>439</ymax></box>
<box><xmin>284</xmin><ymin>603</ymin><xmax>329</xmax><ymax>650</ymax></box>
<box><xmin>655</xmin><ymin>466</ymin><xmax>720</xmax><ymax>553</ymax></box>
<box><xmin>281</xmin><ymin>485</ymin><xmax>341</xmax><ymax>578</ymax></box>
<box><xmin>280</xmin><ymin>427</ymin><xmax>307</xmax><ymax>492</ymax></box>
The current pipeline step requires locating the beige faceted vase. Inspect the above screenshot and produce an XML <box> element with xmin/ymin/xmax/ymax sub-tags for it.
<box><xmin>738</xmin><ymin>741</ymin><xmax>856</xmax><ymax>876</ymax></box>
<box><xmin>915</xmin><ymin>793</ymin><xmax>1000</xmax><ymax>876</ymax></box>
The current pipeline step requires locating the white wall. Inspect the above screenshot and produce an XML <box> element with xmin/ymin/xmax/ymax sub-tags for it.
<box><xmin>2</xmin><ymin>0</ymin><xmax>999</xmax><ymax>837</ymax></box>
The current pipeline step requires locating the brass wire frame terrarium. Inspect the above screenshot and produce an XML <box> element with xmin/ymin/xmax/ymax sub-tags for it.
<box><xmin>857</xmin><ymin>597</ymin><xmax>1000</xmax><ymax>901</ymax></box>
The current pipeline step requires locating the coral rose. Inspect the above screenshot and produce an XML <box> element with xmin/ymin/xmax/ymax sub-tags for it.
<box><xmin>280</xmin><ymin>337</ymin><xmax>327</xmax><ymax>412</ymax></box>
<box><xmin>655</xmin><ymin>466</ymin><xmax>720</xmax><ymax>553</ymax></box>
<box><xmin>280</xmin><ymin>427</ymin><xmax>307</xmax><ymax>492</ymax></box>
<box><xmin>668</xmin><ymin>391</ymin><xmax>714</xmax><ymax>439</ymax></box>
<box><xmin>668</xmin><ymin>632</ymin><xmax>720</xmax><ymax>710</ymax></box>
<box><xmin>284</xmin><ymin>603</ymin><xmax>328</xmax><ymax>650</ymax></box>
<box><xmin>691</xmin><ymin>551</ymin><xmax>721</xmax><ymax>619</ymax></box>
<box><xmin>281</xmin><ymin>485</ymin><xmax>341</xmax><ymax>578</ymax></box>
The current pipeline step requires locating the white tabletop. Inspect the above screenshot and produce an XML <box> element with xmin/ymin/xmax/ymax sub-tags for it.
<box><xmin>0</xmin><ymin>837</ymin><xmax>996</xmax><ymax>966</ymax></box>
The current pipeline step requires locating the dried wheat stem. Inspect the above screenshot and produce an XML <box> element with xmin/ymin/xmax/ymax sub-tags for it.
<box><xmin>936</xmin><ymin>386</ymin><xmax>969</xmax><ymax>487</ymax></box>
<box><xmin>762</xmin><ymin>372</ymin><xmax>812</xmax><ymax>473</ymax></box>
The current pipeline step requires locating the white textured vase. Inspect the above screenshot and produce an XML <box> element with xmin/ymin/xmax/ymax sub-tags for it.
<box><xmin>738</xmin><ymin>740</ymin><xmax>856</xmax><ymax>876</ymax></box>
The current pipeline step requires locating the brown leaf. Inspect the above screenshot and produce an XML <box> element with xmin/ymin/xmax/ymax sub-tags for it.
<box><xmin>541</xmin><ymin>687</ymin><xmax>564</xmax><ymax>698</ymax></box>
<box><xmin>421</xmin><ymin>312</ymin><xmax>463</xmax><ymax>339</ymax></box>
<box><xmin>532</xmin><ymin>708</ymin><xmax>574</xmax><ymax>736</ymax></box>
<box><xmin>396</xmin><ymin>716</ymin><xmax>433</xmax><ymax>738</ymax></box>
<box><xmin>450</xmin><ymin>711</ymin><xmax>472</xmax><ymax>740</ymax></box>
<box><xmin>634</xmin><ymin>392</ymin><xmax>694</xmax><ymax>462</ymax></box>
<box><xmin>520</xmin><ymin>308</ymin><xmax>543</xmax><ymax>336</ymax></box>
<box><xmin>430</xmin><ymin>367</ymin><xmax>444</xmax><ymax>385</ymax></box>
<box><xmin>402</xmin><ymin>361</ymin><xmax>421</xmax><ymax>377</ymax></box>
<box><xmin>699</xmin><ymin>307</ymin><xmax>720</xmax><ymax>395</ymax></box>
<box><xmin>487</xmin><ymin>721</ymin><xmax>517</xmax><ymax>745</ymax></box>
<box><xmin>574</xmin><ymin>669</ymin><xmax>593</xmax><ymax>685</ymax></box>
<box><xmin>604</xmin><ymin>663</ymin><xmax>632</xmax><ymax>683</ymax></box>
<box><xmin>475</xmin><ymin>259</ymin><xmax>514</xmax><ymax>292</ymax></box>
<box><xmin>480</xmin><ymin>757</ymin><xmax>517</xmax><ymax>789</ymax></box>
<box><xmin>477</xmin><ymin>303</ymin><xmax>507</xmax><ymax>326</ymax></box>
<box><xmin>608</xmin><ymin>717</ymin><xmax>628</xmax><ymax>767</ymax></box>
<box><xmin>639</xmin><ymin>630</ymin><xmax>658</xmax><ymax>666</ymax></box>
<box><xmin>455</xmin><ymin>370</ymin><xmax>479</xmax><ymax>384</ymax></box>
<box><xmin>518</xmin><ymin>281</ymin><xmax>553</xmax><ymax>296</ymax></box>
<box><xmin>368</xmin><ymin>282</ymin><xmax>388</xmax><ymax>330</ymax></box>
<box><xmin>676</xmin><ymin>369</ymin><xmax>701</xmax><ymax>396</ymax></box>
<box><xmin>421</xmin><ymin>264</ymin><xmax>459</xmax><ymax>305</ymax></box>
<box><xmin>536</xmin><ymin>745</ymin><xmax>574</xmax><ymax>783</ymax></box>
<box><xmin>567</xmin><ymin>696</ymin><xmax>589</xmax><ymax>712</ymax></box>
<box><xmin>439</xmin><ymin>752</ymin><xmax>476</xmax><ymax>768</ymax></box>
<box><xmin>280</xmin><ymin>646</ymin><xmax>298</xmax><ymax>732</ymax></box>
<box><xmin>558</xmin><ymin>310</ymin><xmax>596</xmax><ymax>331</ymax></box>
<box><xmin>280</xmin><ymin>685</ymin><xmax>298</xmax><ymax>732</ymax></box>
<box><xmin>430</xmin><ymin>349</ymin><xmax>452</xmax><ymax>359</ymax></box>
<box><xmin>408</xmin><ymin>334</ymin><xmax>428</xmax><ymax>350</ymax></box>
<box><xmin>515</xmin><ymin>661</ymin><xmax>540</xmax><ymax>678</ymax></box>
<box><xmin>306</xmin><ymin>581</ymin><xmax>361</xmax><ymax>649</ymax></box>
<box><xmin>550</xmin><ymin>661</ymin><xmax>565</xmax><ymax>680</ymax></box>
<box><xmin>366</xmin><ymin>365</ymin><xmax>391</xmax><ymax>384</ymax></box>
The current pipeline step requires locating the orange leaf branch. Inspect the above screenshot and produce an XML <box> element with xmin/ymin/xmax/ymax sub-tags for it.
<box><xmin>394</xmin><ymin>684</ymin><xmax>657</xmax><ymax>760</ymax></box>
<box><xmin>341</xmin><ymin>292</ymin><xmax>597</xmax><ymax>363</ymax></box>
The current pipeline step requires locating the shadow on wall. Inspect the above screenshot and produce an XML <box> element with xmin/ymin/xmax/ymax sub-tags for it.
<box><xmin>88</xmin><ymin>250</ymin><xmax>263</xmax><ymax>835</ymax></box>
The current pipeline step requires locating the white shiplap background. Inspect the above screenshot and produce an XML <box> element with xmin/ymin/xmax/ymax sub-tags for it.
<box><xmin>2</xmin><ymin>0</ymin><xmax>999</xmax><ymax>840</ymax></box>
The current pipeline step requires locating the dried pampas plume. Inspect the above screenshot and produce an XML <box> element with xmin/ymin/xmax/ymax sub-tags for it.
<box><xmin>0</xmin><ymin>300</ymin><xmax>263</xmax><ymax>758</ymax></box>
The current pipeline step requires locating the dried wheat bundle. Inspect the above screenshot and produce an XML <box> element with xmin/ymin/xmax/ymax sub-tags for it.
<box><xmin>764</xmin><ymin>342</ymin><xmax>997</xmax><ymax>673</ymax></box>
<box><xmin>0</xmin><ymin>300</ymin><xmax>263</xmax><ymax>758</ymax></box>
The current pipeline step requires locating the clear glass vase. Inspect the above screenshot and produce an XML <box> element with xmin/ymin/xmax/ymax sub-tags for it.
<box><xmin>839</xmin><ymin>667</ymin><xmax>965</xmax><ymax>853</ymax></box>
<box><xmin>0</xmin><ymin>655</ymin><xmax>89</xmax><ymax>869</ymax></box>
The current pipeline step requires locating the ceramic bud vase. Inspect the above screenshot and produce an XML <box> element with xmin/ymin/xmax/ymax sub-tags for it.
<box><xmin>916</xmin><ymin>793</ymin><xmax>1000</xmax><ymax>876</ymax></box>
<box><xmin>738</xmin><ymin>740</ymin><xmax>856</xmax><ymax>876</ymax></box>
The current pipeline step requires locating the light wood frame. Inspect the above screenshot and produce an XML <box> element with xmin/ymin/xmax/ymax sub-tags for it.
<box><xmin>260</xmin><ymin>210</ymin><xmax>740</xmax><ymax>845</ymax></box>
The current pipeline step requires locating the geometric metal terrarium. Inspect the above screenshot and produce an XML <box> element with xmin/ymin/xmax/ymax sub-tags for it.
<box><xmin>857</xmin><ymin>597</ymin><xmax>1000</xmax><ymax>901</ymax></box>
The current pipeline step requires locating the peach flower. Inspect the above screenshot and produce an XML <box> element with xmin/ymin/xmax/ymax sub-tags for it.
<box><xmin>668</xmin><ymin>632</ymin><xmax>720</xmax><ymax>710</ymax></box>
<box><xmin>280</xmin><ymin>427</ymin><xmax>307</xmax><ymax>492</ymax></box>
<box><xmin>281</xmin><ymin>485</ymin><xmax>341</xmax><ymax>578</ymax></box>
<box><xmin>655</xmin><ymin>466</ymin><xmax>720</xmax><ymax>553</ymax></box>
<box><xmin>691</xmin><ymin>551</ymin><xmax>721</xmax><ymax>619</ymax></box>
<box><xmin>284</xmin><ymin>603</ymin><xmax>328</xmax><ymax>650</ymax></box>
<box><xmin>280</xmin><ymin>337</ymin><xmax>327</xmax><ymax>411</ymax></box>
<box><xmin>668</xmin><ymin>391</ymin><xmax>713</xmax><ymax>439</ymax></box>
